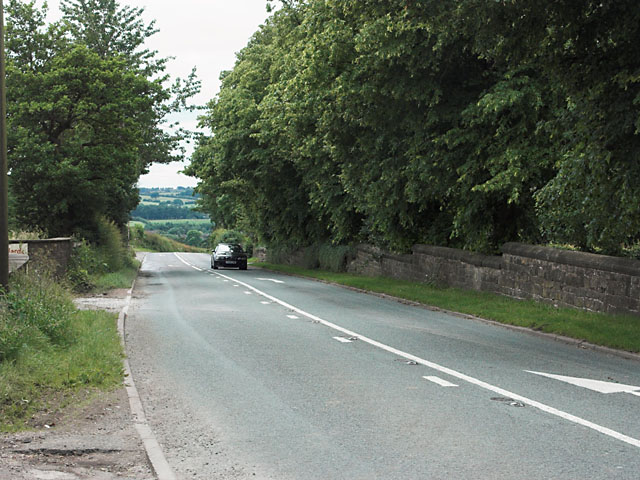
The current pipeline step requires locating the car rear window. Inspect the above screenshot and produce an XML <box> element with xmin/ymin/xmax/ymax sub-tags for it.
<box><xmin>218</xmin><ymin>244</ymin><xmax>244</xmax><ymax>253</ymax></box>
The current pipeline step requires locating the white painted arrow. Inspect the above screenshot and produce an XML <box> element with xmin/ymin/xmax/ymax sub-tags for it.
<box><xmin>527</xmin><ymin>371</ymin><xmax>640</xmax><ymax>396</ymax></box>
<box><xmin>256</xmin><ymin>278</ymin><xmax>285</xmax><ymax>284</ymax></box>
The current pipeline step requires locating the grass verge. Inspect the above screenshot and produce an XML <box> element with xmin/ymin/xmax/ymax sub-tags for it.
<box><xmin>1</xmin><ymin>273</ymin><xmax>124</xmax><ymax>433</ymax></box>
<box><xmin>253</xmin><ymin>262</ymin><xmax>640</xmax><ymax>354</ymax></box>
<box><xmin>90</xmin><ymin>263</ymin><xmax>139</xmax><ymax>291</ymax></box>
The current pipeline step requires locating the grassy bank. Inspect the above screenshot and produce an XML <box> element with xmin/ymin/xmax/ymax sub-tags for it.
<box><xmin>130</xmin><ymin>226</ymin><xmax>207</xmax><ymax>253</ymax></box>
<box><xmin>0</xmin><ymin>273</ymin><xmax>124</xmax><ymax>432</ymax></box>
<box><xmin>253</xmin><ymin>262</ymin><xmax>640</xmax><ymax>353</ymax></box>
<box><xmin>90</xmin><ymin>264</ymin><xmax>139</xmax><ymax>291</ymax></box>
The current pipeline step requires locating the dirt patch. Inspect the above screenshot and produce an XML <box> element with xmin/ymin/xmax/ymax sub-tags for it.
<box><xmin>73</xmin><ymin>290</ymin><xmax>130</xmax><ymax>314</ymax></box>
<box><xmin>0</xmin><ymin>388</ymin><xmax>153</xmax><ymax>479</ymax></box>
<box><xmin>1</xmin><ymin>281</ymin><xmax>153</xmax><ymax>479</ymax></box>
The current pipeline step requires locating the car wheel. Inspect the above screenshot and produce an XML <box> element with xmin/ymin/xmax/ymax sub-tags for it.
<box><xmin>213</xmin><ymin>261</ymin><xmax>218</xmax><ymax>269</ymax></box>
<box><xmin>240</xmin><ymin>265</ymin><xmax>247</xmax><ymax>270</ymax></box>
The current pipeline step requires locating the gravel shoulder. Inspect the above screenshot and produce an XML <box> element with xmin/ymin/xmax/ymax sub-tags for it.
<box><xmin>0</xmin><ymin>289</ymin><xmax>154</xmax><ymax>480</ymax></box>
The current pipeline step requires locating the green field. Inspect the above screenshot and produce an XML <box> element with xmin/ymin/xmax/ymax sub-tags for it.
<box><xmin>146</xmin><ymin>218</ymin><xmax>211</xmax><ymax>225</ymax></box>
<box><xmin>140</xmin><ymin>195</ymin><xmax>196</xmax><ymax>204</ymax></box>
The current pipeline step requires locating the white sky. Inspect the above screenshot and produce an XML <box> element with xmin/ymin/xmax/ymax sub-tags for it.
<box><xmin>42</xmin><ymin>0</ymin><xmax>273</xmax><ymax>188</ymax></box>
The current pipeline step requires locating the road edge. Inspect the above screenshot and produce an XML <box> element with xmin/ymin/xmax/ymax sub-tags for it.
<box><xmin>118</xmin><ymin>253</ymin><xmax>177</xmax><ymax>480</ymax></box>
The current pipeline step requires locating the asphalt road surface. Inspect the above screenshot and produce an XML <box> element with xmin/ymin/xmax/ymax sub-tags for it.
<box><xmin>126</xmin><ymin>253</ymin><xmax>640</xmax><ymax>479</ymax></box>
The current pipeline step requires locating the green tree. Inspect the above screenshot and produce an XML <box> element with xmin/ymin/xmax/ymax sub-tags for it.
<box><xmin>60</xmin><ymin>0</ymin><xmax>158</xmax><ymax>68</ymax></box>
<box><xmin>5</xmin><ymin>0</ymin><xmax>199</xmax><ymax>238</ymax></box>
<box><xmin>452</xmin><ymin>0</ymin><xmax>640</xmax><ymax>253</ymax></box>
<box><xmin>185</xmin><ymin>229</ymin><xmax>203</xmax><ymax>247</ymax></box>
<box><xmin>188</xmin><ymin>9</ymin><xmax>322</xmax><ymax>247</ymax></box>
<box><xmin>190</xmin><ymin>0</ymin><xmax>640</xmax><ymax>255</ymax></box>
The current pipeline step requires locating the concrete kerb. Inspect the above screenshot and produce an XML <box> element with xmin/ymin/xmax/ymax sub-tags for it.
<box><xmin>118</xmin><ymin>254</ymin><xmax>177</xmax><ymax>480</ymax></box>
<box><xmin>254</xmin><ymin>266</ymin><xmax>640</xmax><ymax>363</ymax></box>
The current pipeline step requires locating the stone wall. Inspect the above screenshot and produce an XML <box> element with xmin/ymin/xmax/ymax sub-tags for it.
<box><xmin>9</xmin><ymin>238</ymin><xmax>74</xmax><ymax>278</ymax></box>
<box><xmin>500</xmin><ymin>243</ymin><xmax>640</xmax><ymax>315</ymax></box>
<box><xmin>346</xmin><ymin>243</ymin><xmax>640</xmax><ymax>316</ymax></box>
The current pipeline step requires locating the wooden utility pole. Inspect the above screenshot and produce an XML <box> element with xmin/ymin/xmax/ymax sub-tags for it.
<box><xmin>0</xmin><ymin>0</ymin><xmax>9</xmax><ymax>293</ymax></box>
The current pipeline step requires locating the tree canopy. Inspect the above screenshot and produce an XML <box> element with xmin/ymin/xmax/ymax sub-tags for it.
<box><xmin>6</xmin><ymin>0</ymin><xmax>199</xmax><ymax>239</ymax></box>
<box><xmin>188</xmin><ymin>0</ymin><xmax>640</xmax><ymax>255</ymax></box>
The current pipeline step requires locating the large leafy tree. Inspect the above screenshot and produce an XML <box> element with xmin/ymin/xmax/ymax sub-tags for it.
<box><xmin>188</xmin><ymin>9</ymin><xmax>324</xmax><ymax>248</ymax></box>
<box><xmin>6</xmin><ymin>0</ymin><xmax>198</xmax><ymax>238</ymax></box>
<box><xmin>60</xmin><ymin>0</ymin><xmax>158</xmax><ymax>66</ymax></box>
<box><xmin>450</xmin><ymin>0</ymin><xmax>640</xmax><ymax>253</ymax></box>
<box><xmin>190</xmin><ymin>0</ymin><xmax>640</xmax><ymax>255</ymax></box>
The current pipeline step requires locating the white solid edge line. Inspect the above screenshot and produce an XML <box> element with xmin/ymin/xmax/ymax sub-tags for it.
<box><xmin>122</xmin><ymin>256</ymin><xmax>178</xmax><ymax>480</ymax></box>
<box><xmin>423</xmin><ymin>376</ymin><xmax>459</xmax><ymax>388</ymax></box>
<box><xmin>174</xmin><ymin>253</ymin><xmax>640</xmax><ymax>450</ymax></box>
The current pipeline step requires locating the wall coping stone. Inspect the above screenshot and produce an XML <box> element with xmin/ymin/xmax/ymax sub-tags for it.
<box><xmin>9</xmin><ymin>237</ymin><xmax>72</xmax><ymax>244</ymax></box>
<box><xmin>412</xmin><ymin>244</ymin><xmax>502</xmax><ymax>269</ymax></box>
<box><xmin>502</xmin><ymin>243</ymin><xmax>640</xmax><ymax>277</ymax></box>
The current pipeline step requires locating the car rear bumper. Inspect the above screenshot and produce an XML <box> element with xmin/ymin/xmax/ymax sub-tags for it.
<box><xmin>218</xmin><ymin>259</ymin><xmax>247</xmax><ymax>268</ymax></box>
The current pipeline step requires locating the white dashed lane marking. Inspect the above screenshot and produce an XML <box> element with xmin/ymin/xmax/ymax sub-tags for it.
<box><xmin>333</xmin><ymin>337</ymin><xmax>353</xmax><ymax>343</ymax></box>
<box><xmin>424</xmin><ymin>376</ymin><xmax>459</xmax><ymax>388</ymax></box>
<box><xmin>172</xmin><ymin>253</ymin><xmax>640</xmax><ymax>450</ymax></box>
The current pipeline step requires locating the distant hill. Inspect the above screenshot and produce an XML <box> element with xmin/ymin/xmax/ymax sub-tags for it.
<box><xmin>131</xmin><ymin>187</ymin><xmax>212</xmax><ymax>248</ymax></box>
<box><xmin>133</xmin><ymin>187</ymin><xmax>207</xmax><ymax>220</ymax></box>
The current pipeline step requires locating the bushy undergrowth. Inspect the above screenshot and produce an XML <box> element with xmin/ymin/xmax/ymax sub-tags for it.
<box><xmin>0</xmin><ymin>273</ymin><xmax>75</xmax><ymax>363</ymax></box>
<box><xmin>8</xmin><ymin>230</ymin><xmax>46</xmax><ymax>240</ymax></box>
<box><xmin>623</xmin><ymin>242</ymin><xmax>640</xmax><ymax>260</ymax></box>
<box><xmin>266</xmin><ymin>242</ymin><xmax>354</xmax><ymax>272</ymax></box>
<box><xmin>265</xmin><ymin>244</ymin><xmax>292</xmax><ymax>265</ymax></box>
<box><xmin>318</xmin><ymin>244</ymin><xmax>356</xmax><ymax>272</ymax></box>
<box><xmin>67</xmin><ymin>217</ymin><xmax>137</xmax><ymax>292</ymax></box>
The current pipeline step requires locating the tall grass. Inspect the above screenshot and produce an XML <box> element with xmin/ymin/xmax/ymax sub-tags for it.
<box><xmin>67</xmin><ymin>217</ymin><xmax>139</xmax><ymax>292</ymax></box>
<box><xmin>130</xmin><ymin>225</ymin><xmax>206</xmax><ymax>253</ymax></box>
<box><xmin>0</xmin><ymin>273</ymin><xmax>75</xmax><ymax>363</ymax></box>
<box><xmin>0</xmin><ymin>272</ymin><xmax>123</xmax><ymax>432</ymax></box>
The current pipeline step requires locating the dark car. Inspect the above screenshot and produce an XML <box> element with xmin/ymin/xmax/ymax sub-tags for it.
<box><xmin>211</xmin><ymin>243</ymin><xmax>248</xmax><ymax>270</ymax></box>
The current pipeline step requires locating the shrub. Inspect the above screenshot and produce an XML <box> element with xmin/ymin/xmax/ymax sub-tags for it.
<box><xmin>66</xmin><ymin>240</ymin><xmax>98</xmax><ymax>292</ymax></box>
<box><xmin>301</xmin><ymin>243</ymin><xmax>320</xmax><ymax>270</ymax></box>
<box><xmin>94</xmin><ymin>217</ymin><xmax>133</xmax><ymax>272</ymax></box>
<box><xmin>8</xmin><ymin>230</ymin><xmax>46</xmax><ymax>240</ymax></box>
<box><xmin>266</xmin><ymin>243</ymin><xmax>295</xmax><ymax>265</ymax></box>
<box><xmin>623</xmin><ymin>241</ymin><xmax>640</xmax><ymax>260</ymax></box>
<box><xmin>318</xmin><ymin>244</ymin><xmax>356</xmax><ymax>272</ymax></box>
<box><xmin>209</xmin><ymin>229</ymin><xmax>253</xmax><ymax>255</ymax></box>
<box><xmin>66</xmin><ymin>217</ymin><xmax>136</xmax><ymax>292</ymax></box>
<box><xmin>265</xmin><ymin>242</ymin><xmax>354</xmax><ymax>271</ymax></box>
<box><xmin>130</xmin><ymin>224</ymin><xmax>145</xmax><ymax>242</ymax></box>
